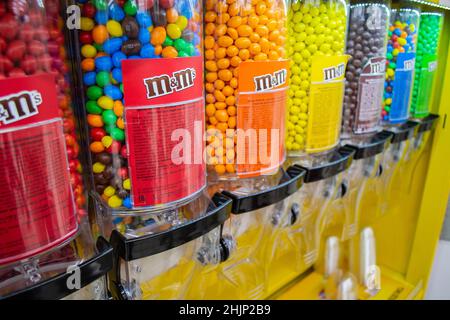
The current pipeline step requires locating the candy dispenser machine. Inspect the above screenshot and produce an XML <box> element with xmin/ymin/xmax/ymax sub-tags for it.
<box><xmin>382</xmin><ymin>3</ymin><xmax>420</xmax><ymax>125</ymax></box>
<box><xmin>410</xmin><ymin>12</ymin><xmax>443</xmax><ymax>119</ymax></box>
<box><xmin>0</xmin><ymin>0</ymin><xmax>87</xmax><ymax>267</ymax></box>
<box><xmin>342</xmin><ymin>0</ymin><xmax>390</xmax><ymax>141</ymax></box>
<box><xmin>185</xmin><ymin>168</ymin><xmax>305</xmax><ymax>300</ymax></box>
<box><xmin>357</xmin><ymin>121</ymin><xmax>419</xmax><ymax>221</ymax></box>
<box><xmin>204</xmin><ymin>0</ymin><xmax>288</xmax><ymax>179</ymax></box>
<box><xmin>106</xmin><ymin>193</ymin><xmax>232</xmax><ymax>300</ymax></box>
<box><xmin>73</xmin><ymin>0</ymin><xmax>206</xmax><ymax>211</ymax></box>
<box><xmin>1</xmin><ymin>217</ymin><xmax>113</xmax><ymax>300</ymax></box>
<box><xmin>286</xmin><ymin>0</ymin><xmax>349</xmax><ymax>155</ymax></box>
<box><xmin>282</xmin><ymin>147</ymin><xmax>354</xmax><ymax>286</ymax></box>
<box><xmin>343</xmin><ymin>131</ymin><xmax>392</xmax><ymax>232</ymax></box>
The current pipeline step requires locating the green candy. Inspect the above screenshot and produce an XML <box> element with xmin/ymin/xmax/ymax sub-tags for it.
<box><xmin>96</xmin><ymin>71</ymin><xmax>111</xmax><ymax>87</ymax></box>
<box><xmin>104</xmin><ymin>123</ymin><xmax>116</xmax><ymax>134</ymax></box>
<box><xmin>185</xmin><ymin>43</ymin><xmax>196</xmax><ymax>56</ymax></box>
<box><xmin>163</xmin><ymin>37</ymin><xmax>174</xmax><ymax>47</ymax></box>
<box><xmin>93</xmin><ymin>0</ymin><xmax>107</xmax><ymax>10</ymax></box>
<box><xmin>102</xmin><ymin>110</ymin><xmax>118</xmax><ymax>125</ymax></box>
<box><xmin>178</xmin><ymin>51</ymin><xmax>189</xmax><ymax>57</ymax></box>
<box><xmin>174</xmin><ymin>39</ymin><xmax>187</xmax><ymax>52</ymax></box>
<box><xmin>111</xmin><ymin>128</ymin><xmax>125</xmax><ymax>141</ymax></box>
<box><xmin>93</xmin><ymin>43</ymin><xmax>103</xmax><ymax>51</ymax></box>
<box><xmin>87</xmin><ymin>86</ymin><xmax>103</xmax><ymax>100</ymax></box>
<box><xmin>86</xmin><ymin>100</ymin><xmax>102</xmax><ymax>114</ymax></box>
<box><xmin>124</xmin><ymin>0</ymin><xmax>138</xmax><ymax>16</ymax></box>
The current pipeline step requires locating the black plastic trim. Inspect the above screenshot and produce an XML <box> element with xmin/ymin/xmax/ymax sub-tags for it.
<box><xmin>109</xmin><ymin>193</ymin><xmax>232</xmax><ymax>262</ymax></box>
<box><xmin>384</xmin><ymin>121</ymin><xmax>419</xmax><ymax>144</ymax></box>
<box><xmin>221</xmin><ymin>167</ymin><xmax>306</xmax><ymax>214</ymax></box>
<box><xmin>345</xmin><ymin>131</ymin><xmax>393</xmax><ymax>160</ymax></box>
<box><xmin>297</xmin><ymin>147</ymin><xmax>355</xmax><ymax>183</ymax></box>
<box><xmin>2</xmin><ymin>237</ymin><xmax>113</xmax><ymax>300</ymax></box>
<box><xmin>414</xmin><ymin>114</ymin><xmax>440</xmax><ymax>133</ymax></box>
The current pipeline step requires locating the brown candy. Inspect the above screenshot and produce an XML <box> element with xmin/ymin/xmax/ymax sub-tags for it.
<box><xmin>121</xmin><ymin>39</ymin><xmax>141</xmax><ymax>55</ymax></box>
<box><xmin>121</xmin><ymin>16</ymin><xmax>139</xmax><ymax>39</ymax></box>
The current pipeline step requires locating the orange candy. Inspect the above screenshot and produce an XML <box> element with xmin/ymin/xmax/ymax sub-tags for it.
<box><xmin>162</xmin><ymin>46</ymin><xmax>178</xmax><ymax>58</ymax></box>
<box><xmin>90</xmin><ymin>141</ymin><xmax>104</xmax><ymax>153</ymax></box>
<box><xmin>81</xmin><ymin>58</ymin><xmax>95</xmax><ymax>71</ymax></box>
<box><xmin>151</xmin><ymin>27</ymin><xmax>167</xmax><ymax>46</ymax></box>
<box><xmin>166</xmin><ymin>8</ymin><xmax>179</xmax><ymax>23</ymax></box>
<box><xmin>87</xmin><ymin>114</ymin><xmax>103</xmax><ymax>127</ymax></box>
<box><xmin>92</xmin><ymin>25</ymin><xmax>108</xmax><ymax>44</ymax></box>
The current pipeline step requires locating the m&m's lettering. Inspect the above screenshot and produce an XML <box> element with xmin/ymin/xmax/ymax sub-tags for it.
<box><xmin>0</xmin><ymin>90</ymin><xmax>42</xmax><ymax>125</ymax></box>
<box><xmin>323</xmin><ymin>63</ymin><xmax>346</xmax><ymax>82</ymax></box>
<box><xmin>143</xmin><ymin>67</ymin><xmax>196</xmax><ymax>99</ymax></box>
<box><xmin>253</xmin><ymin>69</ymin><xmax>287</xmax><ymax>92</ymax></box>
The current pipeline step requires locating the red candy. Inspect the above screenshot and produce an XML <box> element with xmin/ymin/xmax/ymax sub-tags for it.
<box><xmin>91</xmin><ymin>128</ymin><xmax>106</xmax><ymax>141</ymax></box>
<box><xmin>79</xmin><ymin>31</ymin><xmax>93</xmax><ymax>44</ymax></box>
<box><xmin>21</xmin><ymin>55</ymin><xmax>37</xmax><ymax>74</ymax></box>
<box><xmin>82</xmin><ymin>3</ymin><xmax>96</xmax><ymax>18</ymax></box>
<box><xmin>6</xmin><ymin>40</ymin><xmax>26</xmax><ymax>61</ymax></box>
<box><xmin>19</xmin><ymin>24</ymin><xmax>35</xmax><ymax>41</ymax></box>
<box><xmin>159</xmin><ymin>0</ymin><xmax>174</xmax><ymax>9</ymax></box>
<box><xmin>0</xmin><ymin>14</ymin><xmax>18</xmax><ymax>40</ymax></box>
<box><xmin>28</xmin><ymin>40</ymin><xmax>46</xmax><ymax>56</ymax></box>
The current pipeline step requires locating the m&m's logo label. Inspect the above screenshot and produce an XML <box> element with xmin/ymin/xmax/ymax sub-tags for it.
<box><xmin>143</xmin><ymin>68</ymin><xmax>196</xmax><ymax>99</ymax></box>
<box><xmin>402</xmin><ymin>58</ymin><xmax>415</xmax><ymax>71</ymax></box>
<box><xmin>0</xmin><ymin>90</ymin><xmax>42</xmax><ymax>125</ymax></box>
<box><xmin>323</xmin><ymin>63</ymin><xmax>346</xmax><ymax>82</ymax></box>
<box><xmin>253</xmin><ymin>69</ymin><xmax>287</xmax><ymax>92</ymax></box>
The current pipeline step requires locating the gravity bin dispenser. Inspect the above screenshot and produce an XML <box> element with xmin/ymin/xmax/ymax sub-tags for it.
<box><xmin>186</xmin><ymin>167</ymin><xmax>305</xmax><ymax>300</ymax></box>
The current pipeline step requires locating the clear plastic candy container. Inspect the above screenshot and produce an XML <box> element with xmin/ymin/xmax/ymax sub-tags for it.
<box><xmin>383</xmin><ymin>6</ymin><xmax>420</xmax><ymax>124</ymax></box>
<box><xmin>286</xmin><ymin>0</ymin><xmax>349</xmax><ymax>155</ymax></box>
<box><xmin>410</xmin><ymin>12</ymin><xmax>443</xmax><ymax>119</ymax></box>
<box><xmin>74</xmin><ymin>0</ymin><xmax>205</xmax><ymax>210</ymax></box>
<box><xmin>342</xmin><ymin>0</ymin><xmax>390</xmax><ymax>140</ymax></box>
<box><xmin>204</xmin><ymin>0</ymin><xmax>288</xmax><ymax>179</ymax></box>
<box><xmin>0</xmin><ymin>0</ymin><xmax>84</xmax><ymax>266</ymax></box>
<box><xmin>0</xmin><ymin>219</ymin><xmax>113</xmax><ymax>301</ymax></box>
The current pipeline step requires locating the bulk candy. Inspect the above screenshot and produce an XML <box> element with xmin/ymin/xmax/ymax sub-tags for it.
<box><xmin>342</xmin><ymin>1</ymin><xmax>390</xmax><ymax>139</ymax></box>
<box><xmin>0</xmin><ymin>0</ymin><xmax>84</xmax><ymax>265</ymax></box>
<box><xmin>383</xmin><ymin>7</ymin><xmax>419</xmax><ymax>124</ymax></box>
<box><xmin>76</xmin><ymin>0</ymin><xmax>202</xmax><ymax>209</ymax></box>
<box><xmin>410</xmin><ymin>12</ymin><xmax>443</xmax><ymax>118</ymax></box>
<box><xmin>286</xmin><ymin>0</ymin><xmax>349</xmax><ymax>154</ymax></box>
<box><xmin>204</xmin><ymin>0</ymin><xmax>288</xmax><ymax>176</ymax></box>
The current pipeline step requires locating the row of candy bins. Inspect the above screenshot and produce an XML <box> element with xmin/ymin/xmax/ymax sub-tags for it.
<box><xmin>265</xmin><ymin>148</ymin><xmax>354</xmax><ymax>296</ymax></box>
<box><xmin>101</xmin><ymin>192</ymin><xmax>232</xmax><ymax>300</ymax></box>
<box><xmin>342</xmin><ymin>0</ymin><xmax>390</xmax><ymax>142</ymax></box>
<box><xmin>286</xmin><ymin>0</ymin><xmax>349</xmax><ymax>155</ymax></box>
<box><xmin>1</xmin><ymin>216</ymin><xmax>113</xmax><ymax>300</ymax></box>
<box><xmin>382</xmin><ymin>3</ymin><xmax>420</xmax><ymax>125</ymax></box>
<box><xmin>204</xmin><ymin>0</ymin><xmax>288</xmax><ymax>179</ymax></box>
<box><xmin>73</xmin><ymin>0</ymin><xmax>206</xmax><ymax>211</ymax></box>
<box><xmin>186</xmin><ymin>168</ymin><xmax>305</xmax><ymax>299</ymax></box>
<box><xmin>0</xmin><ymin>0</ymin><xmax>87</xmax><ymax>272</ymax></box>
<box><xmin>410</xmin><ymin>12</ymin><xmax>443</xmax><ymax>119</ymax></box>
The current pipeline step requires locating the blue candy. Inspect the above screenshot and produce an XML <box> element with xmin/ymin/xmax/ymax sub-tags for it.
<box><xmin>123</xmin><ymin>197</ymin><xmax>132</xmax><ymax>209</ymax></box>
<box><xmin>140</xmin><ymin>44</ymin><xmax>156</xmax><ymax>58</ymax></box>
<box><xmin>83</xmin><ymin>72</ymin><xmax>96</xmax><ymax>86</ymax></box>
<box><xmin>104</xmin><ymin>85</ymin><xmax>123</xmax><ymax>100</ymax></box>
<box><xmin>393</xmin><ymin>28</ymin><xmax>402</xmax><ymax>36</ymax></box>
<box><xmin>103</xmin><ymin>38</ymin><xmax>123</xmax><ymax>54</ymax></box>
<box><xmin>95</xmin><ymin>10</ymin><xmax>108</xmax><ymax>24</ymax></box>
<box><xmin>95</xmin><ymin>56</ymin><xmax>113</xmax><ymax>71</ymax></box>
<box><xmin>138</xmin><ymin>28</ymin><xmax>150</xmax><ymax>44</ymax></box>
<box><xmin>112</xmin><ymin>68</ymin><xmax>123</xmax><ymax>83</ymax></box>
<box><xmin>122</xmin><ymin>35</ymin><xmax>129</xmax><ymax>42</ymax></box>
<box><xmin>387</xmin><ymin>45</ymin><xmax>393</xmax><ymax>52</ymax></box>
<box><xmin>112</xmin><ymin>51</ymin><xmax>126</xmax><ymax>68</ymax></box>
<box><xmin>129</xmin><ymin>55</ymin><xmax>141</xmax><ymax>59</ymax></box>
<box><xmin>113</xmin><ymin>217</ymin><xmax>123</xmax><ymax>224</ymax></box>
<box><xmin>136</xmin><ymin>12</ymin><xmax>152</xmax><ymax>28</ymax></box>
<box><xmin>109</xmin><ymin>4</ymin><xmax>125</xmax><ymax>21</ymax></box>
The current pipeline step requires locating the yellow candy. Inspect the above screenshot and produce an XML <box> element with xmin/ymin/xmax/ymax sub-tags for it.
<box><xmin>123</xmin><ymin>179</ymin><xmax>131</xmax><ymax>190</ymax></box>
<box><xmin>106</xmin><ymin>20</ymin><xmax>123</xmax><ymax>37</ymax></box>
<box><xmin>101</xmin><ymin>135</ymin><xmax>113</xmax><ymax>148</ymax></box>
<box><xmin>93</xmin><ymin>162</ymin><xmax>105</xmax><ymax>173</ymax></box>
<box><xmin>176</xmin><ymin>16</ymin><xmax>188</xmax><ymax>30</ymax></box>
<box><xmin>98</xmin><ymin>96</ymin><xmax>114</xmax><ymax>109</ymax></box>
<box><xmin>81</xmin><ymin>44</ymin><xmax>97</xmax><ymax>58</ymax></box>
<box><xmin>108</xmin><ymin>196</ymin><xmax>122</xmax><ymax>208</ymax></box>
<box><xmin>104</xmin><ymin>186</ymin><xmax>116</xmax><ymax>197</ymax></box>
<box><xmin>80</xmin><ymin>17</ymin><xmax>94</xmax><ymax>31</ymax></box>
